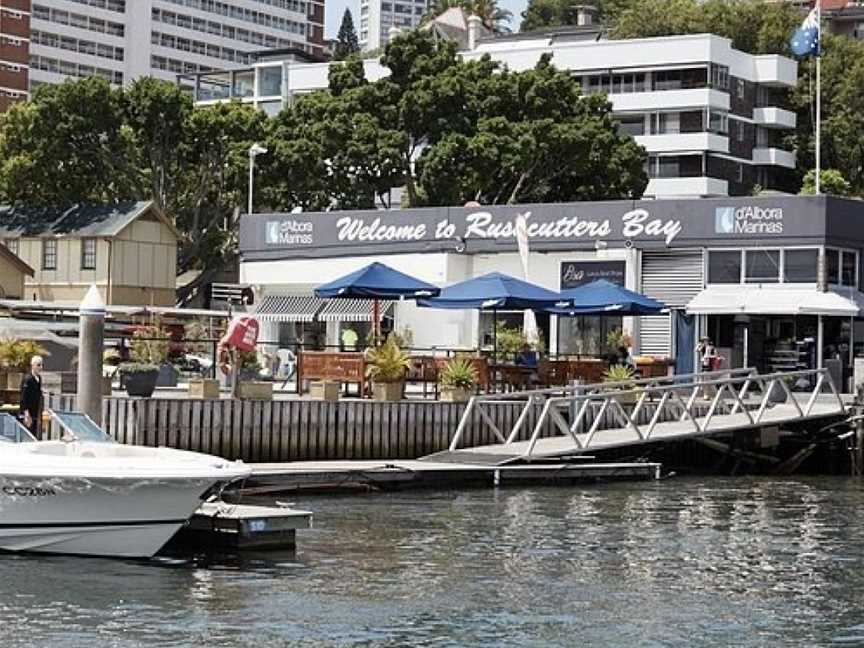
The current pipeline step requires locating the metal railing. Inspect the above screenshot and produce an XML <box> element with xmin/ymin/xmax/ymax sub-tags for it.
<box><xmin>448</xmin><ymin>368</ymin><xmax>846</xmax><ymax>457</ymax></box>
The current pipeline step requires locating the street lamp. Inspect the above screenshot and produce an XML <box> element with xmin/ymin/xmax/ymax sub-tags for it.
<box><xmin>248</xmin><ymin>143</ymin><xmax>268</xmax><ymax>215</ymax></box>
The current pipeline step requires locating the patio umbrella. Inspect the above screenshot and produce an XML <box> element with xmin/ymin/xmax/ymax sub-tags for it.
<box><xmin>314</xmin><ymin>262</ymin><xmax>441</xmax><ymax>341</ymax></box>
<box><xmin>544</xmin><ymin>280</ymin><xmax>666</xmax><ymax>316</ymax></box>
<box><xmin>417</xmin><ymin>272</ymin><xmax>564</xmax><ymax>360</ymax></box>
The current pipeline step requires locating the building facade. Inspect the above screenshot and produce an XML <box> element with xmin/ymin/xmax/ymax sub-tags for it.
<box><xmin>358</xmin><ymin>0</ymin><xmax>427</xmax><ymax>52</ymax></box>
<box><xmin>0</xmin><ymin>201</ymin><xmax>179</xmax><ymax>306</ymax></box>
<box><xmin>0</xmin><ymin>0</ymin><xmax>30</xmax><ymax>112</ymax></box>
<box><xmin>240</xmin><ymin>196</ymin><xmax>864</xmax><ymax>391</ymax></box>
<box><xmin>1</xmin><ymin>0</ymin><xmax>325</xmax><ymax>108</ymax></box>
<box><xmin>190</xmin><ymin>32</ymin><xmax>798</xmax><ymax>198</ymax></box>
<box><xmin>0</xmin><ymin>242</ymin><xmax>33</xmax><ymax>299</ymax></box>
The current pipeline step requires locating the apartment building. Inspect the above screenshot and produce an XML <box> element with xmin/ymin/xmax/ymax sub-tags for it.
<box><xmin>1</xmin><ymin>0</ymin><xmax>325</xmax><ymax>108</ymax></box>
<box><xmin>190</xmin><ymin>29</ymin><xmax>799</xmax><ymax>198</ymax></box>
<box><xmin>0</xmin><ymin>0</ymin><xmax>29</xmax><ymax>111</ymax></box>
<box><xmin>358</xmin><ymin>0</ymin><xmax>427</xmax><ymax>51</ymax></box>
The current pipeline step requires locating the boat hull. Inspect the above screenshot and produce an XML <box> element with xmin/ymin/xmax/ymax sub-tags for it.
<box><xmin>0</xmin><ymin>475</ymin><xmax>215</xmax><ymax>557</ymax></box>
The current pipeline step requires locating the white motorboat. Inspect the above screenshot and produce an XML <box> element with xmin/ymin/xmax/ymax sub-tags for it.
<box><xmin>0</xmin><ymin>412</ymin><xmax>251</xmax><ymax>558</ymax></box>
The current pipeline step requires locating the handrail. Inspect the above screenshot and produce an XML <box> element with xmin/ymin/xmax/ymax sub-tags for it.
<box><xmin>448</xmin><ymin>368</ymin><xmax>846</xmax><ymax>455</ymax></box>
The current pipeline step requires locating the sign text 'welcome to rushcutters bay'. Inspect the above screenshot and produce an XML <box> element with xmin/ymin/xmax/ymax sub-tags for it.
<box><xmin>332</xmin><ymin>209</ymin><xmax>683</xmax><ymax>246</ymax></box>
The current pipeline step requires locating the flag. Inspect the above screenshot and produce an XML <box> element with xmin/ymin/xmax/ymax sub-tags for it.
<box><xmin>514</xmin><ymin>213</ymin><xmax>539</xmax><ymax>346</ymax></box>
<box><xmin>790</xmin><ymin>7</ymin><xmax>819</xmax><ymax>57</ymax></box>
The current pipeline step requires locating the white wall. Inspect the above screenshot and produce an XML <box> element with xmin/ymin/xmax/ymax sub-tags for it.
<box><xmin>241</xmin><ymin>247</ymin><xmax>642</xmax><ymax>352</ymax></box>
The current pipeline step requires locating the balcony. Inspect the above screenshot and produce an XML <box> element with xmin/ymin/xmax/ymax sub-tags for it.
<box><xmin>635</xmin><ymin>132</ymin><xmax>729</xmax><ymax>154</ymax></box>
<box><xmin>611</xmin><ymin>88</ymin><xmax>729</xmax><ymax>113</ymax></box>
<box><xmin>752</xmin><ymin>147</ymin><xmax>796</xmax><ymax>168</ymax></box>
<box><xmin>644</xmin><ymin>177</ymin><xmax>729</xmax><ymax>198</ymax></box>
<box><xmin>753</xmin><ymin>107</ymin><xmax>796</xmax><ymax>129</ymax></box>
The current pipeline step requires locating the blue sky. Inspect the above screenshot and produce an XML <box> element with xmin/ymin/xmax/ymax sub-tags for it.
<box><xmin>324</xmin><ymin>0</ymin><xmax>526</xmax><ymax>38</ymax></box>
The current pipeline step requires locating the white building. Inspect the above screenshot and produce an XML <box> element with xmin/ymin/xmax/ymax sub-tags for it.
<box><xmin>26</xmin><ymin>0</ymin><xmax>325</xmax><ymax>93</ymax></box>
<box><xmin>358</xmin><ymin>0</ymin><xmax>427</xmax><ymax>52</ymax></box>
<box><xmin>191</xmin><ymin>30</ymin><xmax>799</xmax><ymax>198</ymax></box>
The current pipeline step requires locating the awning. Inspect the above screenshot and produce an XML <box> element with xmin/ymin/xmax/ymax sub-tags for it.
<box><xmin>686</xmin><ymin>286</ymin><xmax>864</xmax><ymax>317</ymax></box>
<box><xmin>318</xmin><ymin>299</ymin><xmax>395</xmax><ymax>322</ymax></box>
<box><xmin>254</xmin><ymin>295</ymin><xmax>325</xmax><ymax>322</ymax></box>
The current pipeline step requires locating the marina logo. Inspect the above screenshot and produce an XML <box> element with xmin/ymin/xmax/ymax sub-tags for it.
<box><xmin>714</xmin><ymin>206</ymin><xmax>783</xmax><ymax>235</ymax></box>
<box><xmin>266</xmin><ymin>220</ymin><xmax>313</xmax><ymax>245</ymax></box>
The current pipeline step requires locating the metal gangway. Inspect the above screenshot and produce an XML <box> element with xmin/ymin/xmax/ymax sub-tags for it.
<box><xmin>424</xmin><ymin>368</ymin><xmax>848</xmax><ymax>465</ymax></box>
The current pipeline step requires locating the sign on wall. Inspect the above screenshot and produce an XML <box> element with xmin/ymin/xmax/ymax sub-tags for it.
<box><xmin>560</xmin><ymin>261</ymin><xmax>626</xmax><ymax>289</ymax></box>
<box><xmin>241</xmin><ymin>196</ymin><xmax>832</xmax><ymax>262</ymax></box>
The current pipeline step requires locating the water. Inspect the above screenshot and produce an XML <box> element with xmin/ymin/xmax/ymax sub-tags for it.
<box><xmin>3</xmin><ymin>477</ymin><xmax>864</xmax><ymax>647</ymax></box>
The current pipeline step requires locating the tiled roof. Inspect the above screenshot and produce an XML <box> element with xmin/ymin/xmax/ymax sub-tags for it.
<box><xmin>0</xmin><ymin>201</ymin><xmax>165</xmax><ymax>239</ymax></box>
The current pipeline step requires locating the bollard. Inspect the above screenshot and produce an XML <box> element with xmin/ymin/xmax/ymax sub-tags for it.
<box><xmin>77</xmin><ymin>284</ymin><xmax>105</xmax><ymax>426</ymax></box>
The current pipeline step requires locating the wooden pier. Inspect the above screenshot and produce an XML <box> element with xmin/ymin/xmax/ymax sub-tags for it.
<box><xmin>244</xmin><ymin>459</ymin><xmax>662</xmax><ymax>493</ymax></box>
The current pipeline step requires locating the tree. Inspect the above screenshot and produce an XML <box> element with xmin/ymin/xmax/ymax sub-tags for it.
<box><xmin>800</xmin><ymin>169</ymin><xmax>852</xmax><ymax>196</ymax></box>
<box><xmin>414</xmin><ymin>54</ymin><xmax>647</xmax><ymax>205</ymax></box>
<box><xmin>610</xmin><ymin>0</ymin><xmax>800</xmax><ymax>56</ymax></box>
<box><xmin>334</xmin><ymin>9</ymin><xmax>359</xmax><ymax>60</ymax></box>
<box><xmin>790</xmin><ymin>34</ymin><xmax>864</xmax><ymax>196</ymax></box>
<box><xmin>521</xmin><ymin>0</ymin><xmax>633</xmax><ymax>33</ymax></box>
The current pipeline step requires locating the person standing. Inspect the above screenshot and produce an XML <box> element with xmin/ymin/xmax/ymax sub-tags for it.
<box><xmin>19</xmin><ymin>355</ymin><xmax>44</xmax><ymax>439</ymax></box>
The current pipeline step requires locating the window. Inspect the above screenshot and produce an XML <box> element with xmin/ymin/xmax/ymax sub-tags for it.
<box><xmin>708</xmin><ymin>250</ymin><xmax>741</xmax><ymax>284</ymax></box>
<box><xmin>709</xmin><ymin>111</ymin><xmax>728</xmax><ymax>134</ymax></box>
<box><xmin>617</xmin><ymin>115</ymin><xmax>644</xmax><ymax>137</ymax></box>
<box><xmin>842</xmin><ymin>250</ymin><xmax>857</xmax><ymax>286</ymax></box>
<box><xmin>783</xmin><ymin>249</ymin><xmax>818</xmax><ymax>283</ymax></box>
<box><xmin>826</xmin><ymin>248</ymin><xmax>840</xmax><ymax>284</ymax></box>
<box><xmin>710</xmin><ymin>64</ymin><xmax>729</xmax><ymax>90</ymax></box>
<box><xmin>42</xmin><ymin>239</ymin><xmax>57</xmax><ymax>270</ymax></box>
<box><xmin>3</xmin><ymin>238</ymin><xmax>18</xmax><ymax>256</ymax></box>
<box><xmin>81</xmin><ymin>238</ymin><xmax>96</xmax><ymax>270</ymax></box>
<box><xmin>737</xmin><ymin>78</ymin><xmax>745</xmax><ymax>99</ymax></box>
<box><xmin>745</xmin><ymin>250</ymin><xmax>780</xmax><ymax>283</ymax></box>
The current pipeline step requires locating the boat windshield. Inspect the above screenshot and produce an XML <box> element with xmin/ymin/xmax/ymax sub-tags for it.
<box><xmin>52</xmin><ymin>411</ymin><xmax>115</xmax><ymax>443</ymax></box>
<box><xmin>0</xmin><ymin>413</ymin><xmax>37</xmax><ymax>443</ymax></box>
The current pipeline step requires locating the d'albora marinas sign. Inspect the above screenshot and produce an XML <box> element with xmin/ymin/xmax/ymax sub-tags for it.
<box><xmin>242</xmin><ymin>197</ymin><xmax>827</xmax><ymax>261</ymax></box>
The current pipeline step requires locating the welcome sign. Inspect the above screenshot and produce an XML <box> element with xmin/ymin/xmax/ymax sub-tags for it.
<box><xmin>241</xmin><ymin>196</ymin><xmax>831</xmax><ymax>261</ymax></box>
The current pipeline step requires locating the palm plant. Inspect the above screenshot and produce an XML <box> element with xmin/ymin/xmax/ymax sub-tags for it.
<box><xmin>365</xmin><ymin>336</ymin><xmax>411</xmax><ymax>384</ymax></box>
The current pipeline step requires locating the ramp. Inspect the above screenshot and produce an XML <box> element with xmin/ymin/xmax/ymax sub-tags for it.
<box><xmin>428</xmin><ymin>368</ymin><xmax>847</xmax><ymax>463</ymax></box>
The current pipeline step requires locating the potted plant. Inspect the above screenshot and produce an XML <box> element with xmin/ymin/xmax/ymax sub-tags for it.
<box><xmin>365</xmin><ymin>336</ymin><xmax>410</xmax><ymax>401</ymax></box>
<box><xmin>119</xmin><ymin>324</ymin><xmax>169</xmax><ymax>398</ymax></box>
<box><xmin>0</xmin><ymin>338</ymin><xmax>49</xmax><ymax>391</ymax></box>
<box><xmin>602</xmin><ymin>363</ymin><xmax>639</xmax><ymax>407</ymax></box>
<box><xmin>439</xmin><ymin>358</ymin><xmax>478</xmax><ymax>402</ymax></box>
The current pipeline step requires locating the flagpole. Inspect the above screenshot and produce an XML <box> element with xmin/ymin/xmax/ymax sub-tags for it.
<box><xmin>815</xmin><ymin>0</ymin><xmax>821</xmax><ymax>195</ymax></box>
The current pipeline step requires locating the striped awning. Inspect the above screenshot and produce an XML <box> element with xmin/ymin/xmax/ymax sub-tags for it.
<box><xmin>318</xmin><ymin>299</ymin><xmax>396</xmax><ymax>322</ymax></box>
<box><xmin>255</xmin><ymin>295</ymin><xmax>325</xmax><ymax>322</ymax></box>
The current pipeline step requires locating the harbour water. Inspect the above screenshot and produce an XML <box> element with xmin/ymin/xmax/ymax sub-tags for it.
<box><xmin>3</xmin><ymin>476</ymin><xmax>864</xmax><ymax>647</ymax></box>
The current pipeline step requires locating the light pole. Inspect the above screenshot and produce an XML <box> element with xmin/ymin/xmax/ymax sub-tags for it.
<box><xmin>248</xmin><ymin>142</ymin><xmax>268</xmax><ymax>215</ymax></box>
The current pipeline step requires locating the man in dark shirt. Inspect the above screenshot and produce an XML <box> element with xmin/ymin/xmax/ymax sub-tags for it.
<box><xmin>19</xmin><ymin>355</ymin><xmax>44</xmax><ymax>439</ymax></box>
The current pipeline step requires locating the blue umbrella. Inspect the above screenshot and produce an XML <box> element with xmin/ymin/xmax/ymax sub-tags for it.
<box><xmin>416</xmin><ymin>272</ymin><xmax>563</xmax><ymax>310</ymax></box>
<box><xmin>417</xmin><ymin>272</ymin><xmax>564</xmax><ymax>361</ymax></box>
<box><xmin>545</xmin><ymin>279</ymin><xmax>666</xmax><ymax>316</ymax></box>
<box><xmin>315</xmin><ymin>262</ymin><xmax>440</xmax><ymax>299</ymax></box>
<box><xmin>314</xmin><ymin>262</ymin><xmax>440</xmax><ymax>340</ymax></box>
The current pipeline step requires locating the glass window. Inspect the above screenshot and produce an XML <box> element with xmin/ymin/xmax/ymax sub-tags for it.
<box><xmin>826</xmin><ymin>248</ymin><xmax>840</xmax><ymax>284</ymax></box>
<box><xmin>3</xmin><ymin>238</ymin><xmax>18</xmax><ymax>256</ymax></box>
<box><xmin>42</xmin><ymin>239</ymin><xmax>57</xmax><ymax>270</ymax></box>
<box><xmin>258</xmin><ymin>66</ymin><xmax>282</xmax><ymax>97</ymax></box>
<box><xmin>745</xmin><ymin>250</ymin><xmax>780</xmax><ymax>283</ymax></box>
<box><xmin>783</xmin><ymin>249</ymin><xmax>818</xmax><ymax>283</ymax></box>
<box><xmin>617</xmin><ymin>115</ymin><xmax>644</xmax><ymax>137</ymax></box>
<box><xmin>842</xmin><ymin>250</ymin><xmax>857</xmax><ymax>286</ymax></box>
<box><xmin>81</xmin><ymin>238</ymin><xmax>96</xmax><ymax>270</ymax></box>
<box><xmin>708</xmin><ymin>250</ymin><xmax>741</xmax><ymax>284</ymax></box>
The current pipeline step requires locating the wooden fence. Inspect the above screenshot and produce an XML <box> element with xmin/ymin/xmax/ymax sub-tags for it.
<box><xmin>45</xmin><ymin>394</ymin><xmax>712</xmax><ymax>462</ymax></box>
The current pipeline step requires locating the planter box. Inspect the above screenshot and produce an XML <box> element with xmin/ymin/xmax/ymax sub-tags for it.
<box><xmin>2</xmin><ymin>371</ymin><xmax>23</xmax><ymax>391</ymax></box>
<box><xmin>156</xmin><ymin>364</ymin><xmax>179</xmax><ymax>387</ymax></box>
<box><xmin>57</xmin><ymin>373</ymin><xmax>113</xmax><ymax>396</ymax></box>
<box><xmin>372</xmin><ymin>381</ymin><xmax>403</xmax><ymax>402</ymax></box>
<box><xmin>441</xmin><ymin>386</ymin><xmax>471</xmax><ymax>402</ymax></box>
<box><xmin>123</xmin><ymin>369</ymin><xmax>159</xmax><ymax>398</ymax></box>
<box><xmin>189</xmin><ymin>379</ymin><xmax>220</xmax><ymax>400</ymax></box>
<box><xmin>310</xmin><ymin>381</ymin><xmax>340</xmax><ymax>401</ymax></box>
<box><xmin>238</xmin><ymin>381</ymin><xmax>273</xmax><ymax>400</ymax></box>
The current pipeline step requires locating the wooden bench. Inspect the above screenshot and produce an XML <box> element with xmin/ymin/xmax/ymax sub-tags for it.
<box><xmin>298</xmin><ymin>351</ymin><xmax>367</xmax><ymax>396</ymax></box>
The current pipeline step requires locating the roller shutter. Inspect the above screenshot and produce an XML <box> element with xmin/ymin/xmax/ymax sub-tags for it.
<box><xmin>639</xmin><ymin>250</ymin><xmax>704</xmax><ymax>356</ymax></box>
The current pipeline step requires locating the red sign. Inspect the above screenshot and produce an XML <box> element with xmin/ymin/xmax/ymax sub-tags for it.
<box><xmin>222</xmin><ymin>316</ymin><xmax>259</xmax><ymax>352</ymax></box>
